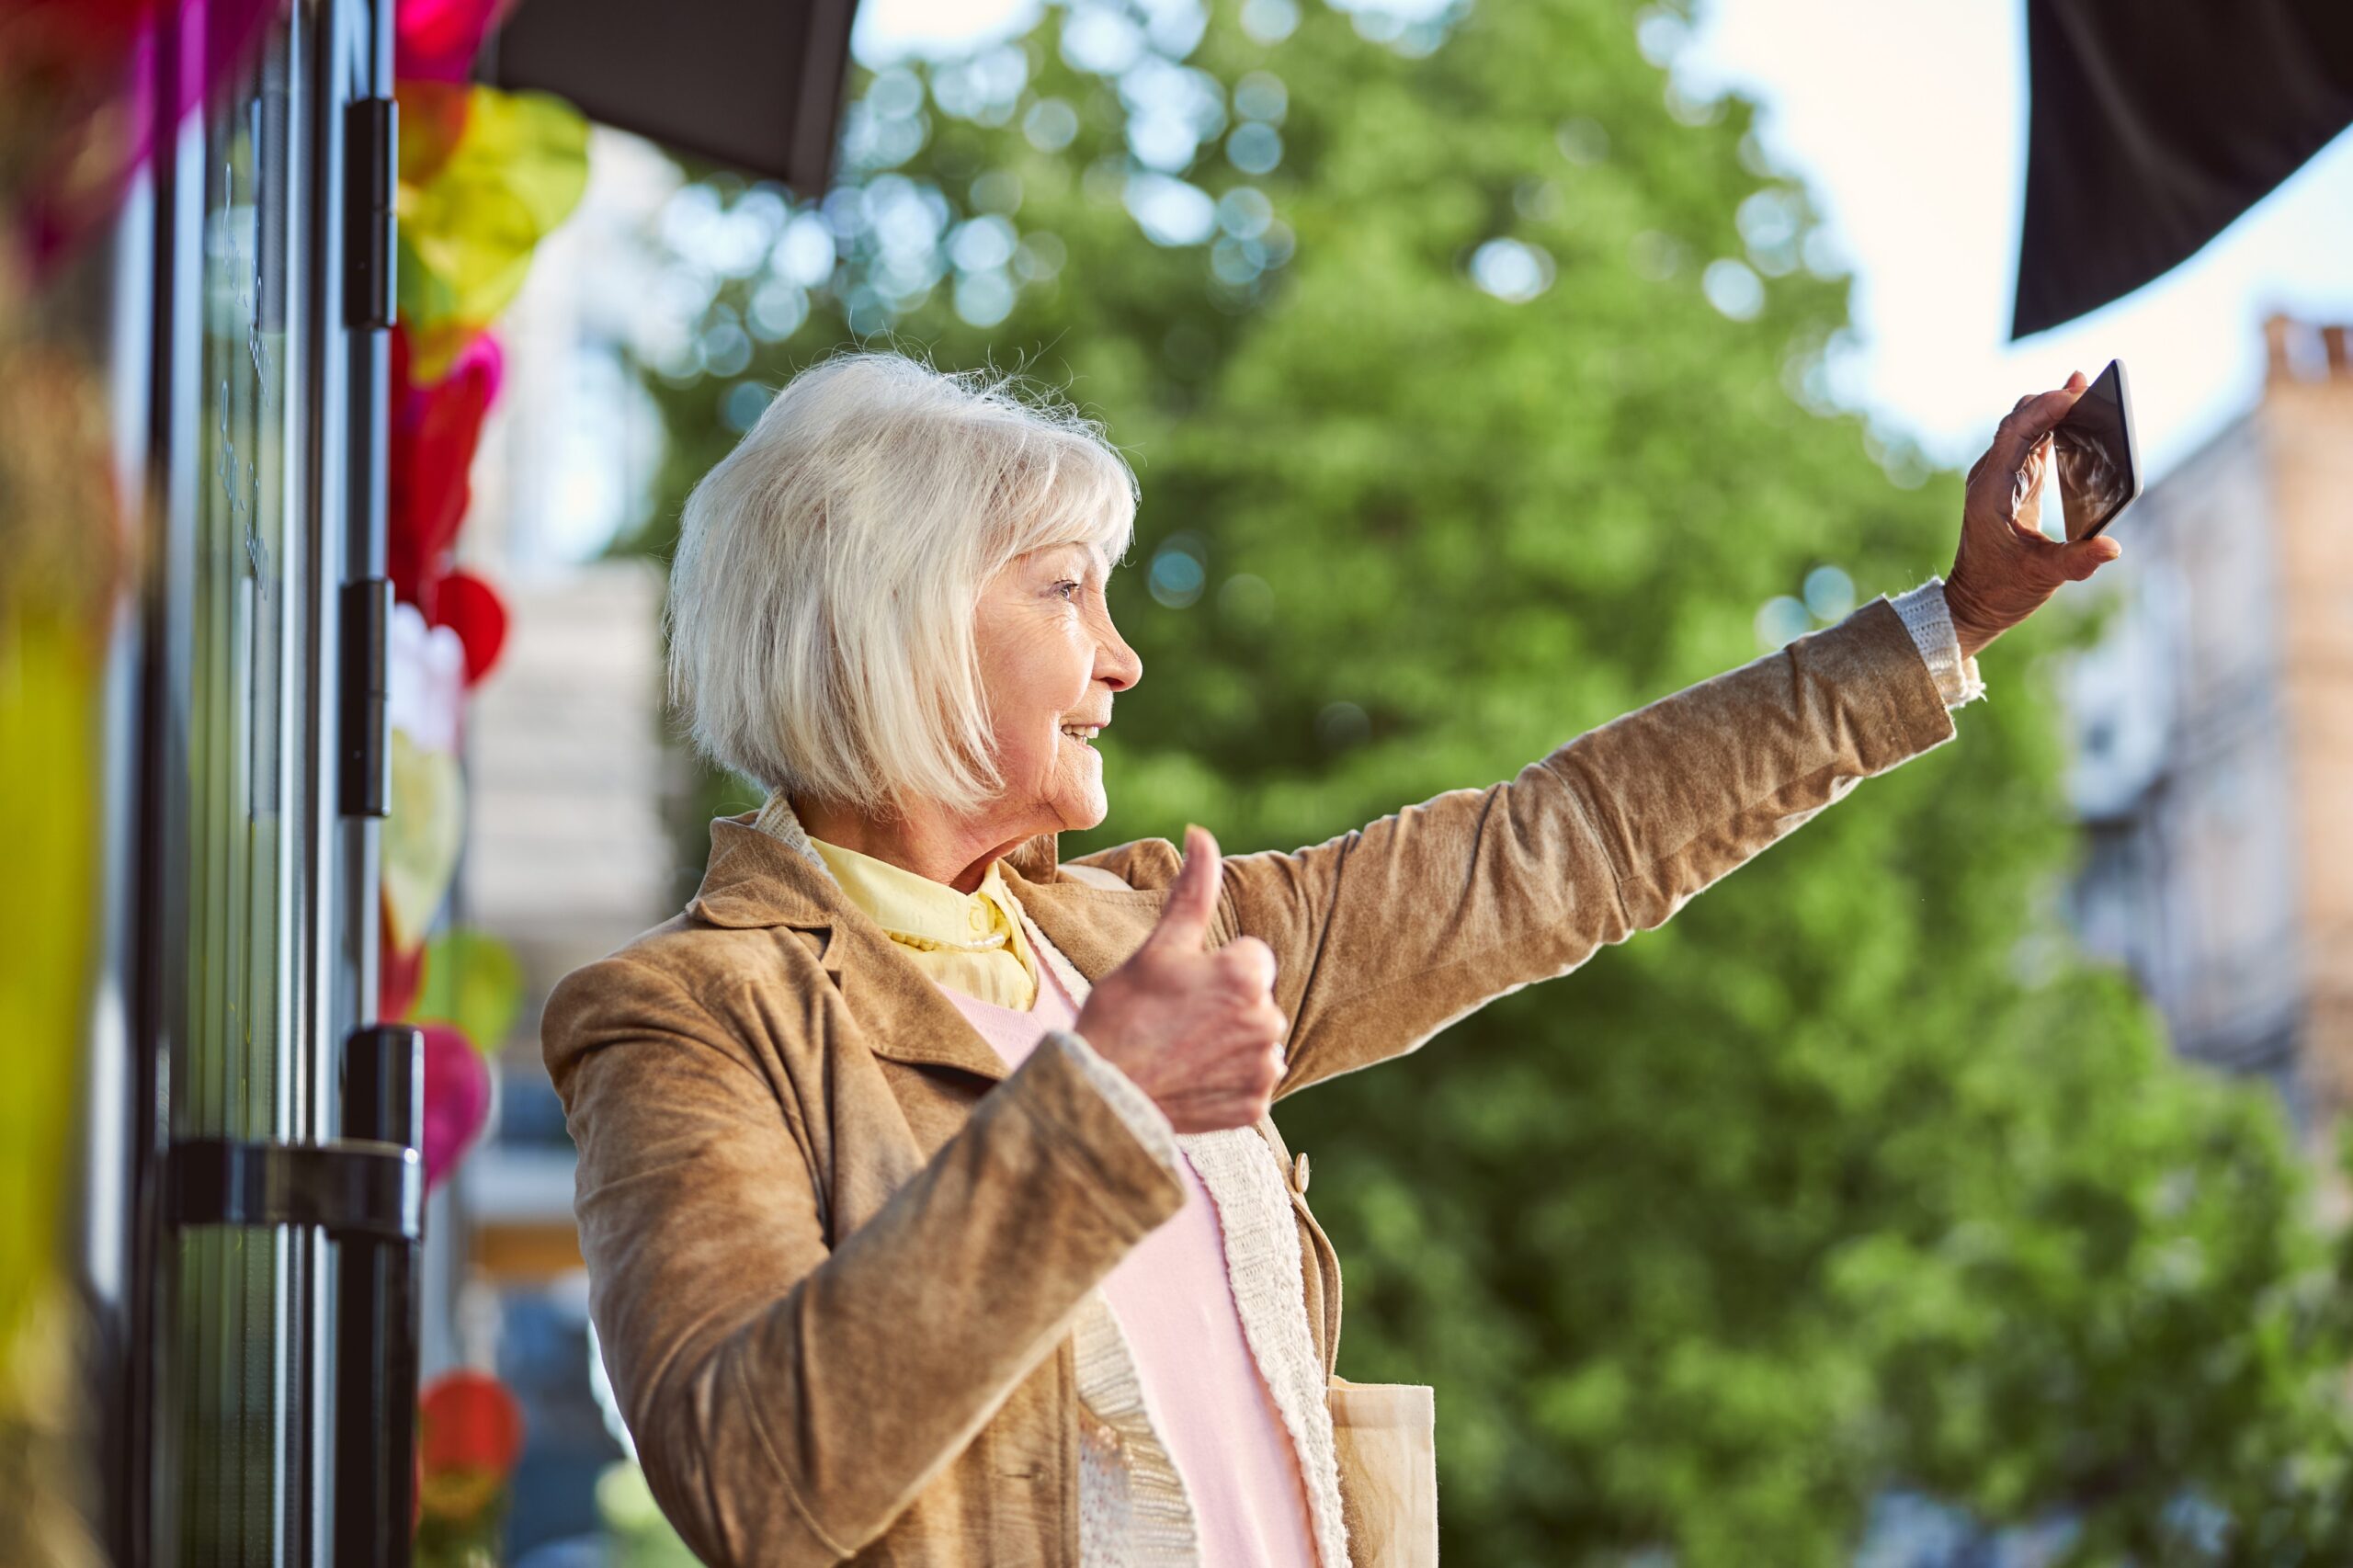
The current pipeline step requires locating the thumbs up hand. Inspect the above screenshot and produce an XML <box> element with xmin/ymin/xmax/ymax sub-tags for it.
<box><xmin>1074</xmin><ymin>825</ymin><xmax>1290</xmax><ymax>1134</ymax></box>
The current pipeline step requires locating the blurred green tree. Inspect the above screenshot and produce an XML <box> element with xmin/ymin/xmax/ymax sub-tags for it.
<box><xmin>617</xmin><ymin>0</ymin><xmax>2353</xmax><ymax>1558</ymax></box>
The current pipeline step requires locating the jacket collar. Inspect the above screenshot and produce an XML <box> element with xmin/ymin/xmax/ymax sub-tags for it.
<box><xmin>688</xmin><ymin>812</ymin><xmax>1065</xmax><ymax>929</ymax></box>
<box><xmin>686</xmin><ymin>812</ymin><xmax>1126</xmax><ymax>1085</ymax></box>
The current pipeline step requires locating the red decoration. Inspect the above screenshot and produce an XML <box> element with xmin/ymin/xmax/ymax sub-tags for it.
<box><xmin>420</xmin><ymin>1369</ymin><xmax>527</xmax><ymax>1478</ymax></box>
<box><xmin>387</xmin><ymin>325</ymin><xmax>510</xmax><ymax>685</ymax></box>
<box><xmin>388</xmin><ymin>326</ymin><xmax>502</xmax><ymax>613</ymax></box>
<box><xmin>434</xmin><ymin>568</ymin><xmax>509</xmax><ymax>687</ymax></box>
<box><xmin>394</xmin><ymin>78</ymin><xmax>475</xmax><ymax>187</ymax></box>
<box><xmin>416</xmin><ymin>1367</ymin><xmax>526</xmax><ymax>1540</ymax></box>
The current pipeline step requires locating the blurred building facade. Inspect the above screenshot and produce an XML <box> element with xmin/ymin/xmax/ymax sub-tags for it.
<box><xmin>2060</xmin><ymin>314</ymin><xmax>2353</xmax><ymax>1147</ymax></box>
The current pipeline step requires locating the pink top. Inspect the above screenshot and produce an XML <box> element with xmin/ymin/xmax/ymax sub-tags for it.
<box><xmin>943</xmin><ymin>960</ymin><xmax>1320</xmax><ymax>1567</ymax></box>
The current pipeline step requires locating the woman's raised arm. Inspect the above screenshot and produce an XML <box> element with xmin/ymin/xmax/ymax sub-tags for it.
<box><xmin>543</xmin><ymin>953</ymin><xmax>1184</xmax><ymax>1564</ymax></box>
<box><xmin>1211</xmin><ymin>594</ymin><xmax>1958</xmax><ymax>1097</ymax></box>
<box><xmin>1205</xmin><ymin>377</ymin><xmax>2120</xmax><ymax>1097</ymax></box>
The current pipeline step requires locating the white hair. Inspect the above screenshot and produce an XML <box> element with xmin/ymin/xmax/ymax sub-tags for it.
<box><xmin>665</xmin><ymin>351</ymin><xmax>1139</xmax><ymax>820</ymax></box>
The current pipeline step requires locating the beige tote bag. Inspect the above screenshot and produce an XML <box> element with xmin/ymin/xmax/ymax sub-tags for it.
<box><xmin>1327</xmin><ymin>1377</ymin><xmax>1438</xmax><ymax>1566</ymax></box>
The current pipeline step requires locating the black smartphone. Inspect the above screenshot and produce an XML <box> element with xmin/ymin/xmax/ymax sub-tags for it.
<box><xmin>2048</xmin><ymin>358</ymin><xmax>2142</xmax><ymax>541</ymax></box>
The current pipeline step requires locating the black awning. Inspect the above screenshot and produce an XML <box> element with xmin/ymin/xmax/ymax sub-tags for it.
<box><xmin>482</xmin><ymin>0</ymin><xmax>860</xmax><ymax>195</ymax></box>
<box><xmin>2012</xmin><ymin>0</ymin><xmax>2353</xmax><ymax>340</ymax></box>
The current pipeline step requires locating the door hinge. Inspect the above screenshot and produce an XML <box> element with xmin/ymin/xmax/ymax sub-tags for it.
<box><xmin>163</xmin><ymin>1028</ymin><xmax>426</xmax><ymax>1566</ymax></box>
<box><xmin>167</xmin><ymin>1138</ymin><xmax>421</xmax><ymax>1241</ymax></box>
<box><xmin>344</xmin><ymin>96</ymin><xmax>397</xmax><ymax>330</ymax></box>
<box><xmin>165</xmin><ymin>1028</ymin><xmax>424</xmax><ymax>1238</ymax></box>
<box><xmin>340</xmin><ymin>575</ymin><xmax>392</xmax><ymax>818</ymax></box>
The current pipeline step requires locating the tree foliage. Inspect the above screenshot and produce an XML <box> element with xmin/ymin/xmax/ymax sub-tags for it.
<box><xmin>622</xmin><ymin>1</ymin><xmax>2353</xmax><ymax>1558</ymax></box>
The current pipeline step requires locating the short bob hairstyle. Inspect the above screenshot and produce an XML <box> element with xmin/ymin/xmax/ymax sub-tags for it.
<box><xmin>665</xmin><ymin>352</ymin><xmax>1138</xmax><ymax>820</ymax></box>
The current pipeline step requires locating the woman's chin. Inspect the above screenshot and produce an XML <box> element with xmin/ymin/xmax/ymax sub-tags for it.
<box><xmin>1051</xmin><ymin>785</ymin><xmax>1109</xmax><ymax>835</ymax></box>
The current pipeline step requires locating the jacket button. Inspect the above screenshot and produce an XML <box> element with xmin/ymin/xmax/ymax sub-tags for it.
<box><xmin>1292</xmin><ymin>1152</ymin><xmax>1310</xmax><ymax>1193</ymax></box>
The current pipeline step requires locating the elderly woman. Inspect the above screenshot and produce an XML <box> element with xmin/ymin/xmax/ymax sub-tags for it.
<box><xmin>543</xmin><ymin>354</ymin><xmax>2119</xmax><ymax>1567</ymax></box>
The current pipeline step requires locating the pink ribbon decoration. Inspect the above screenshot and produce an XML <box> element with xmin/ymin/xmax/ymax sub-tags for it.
<box><xmin>9</xmin><ymin>0</ymin><xmax>280</xmax><ymax>278</ymax></box>
<box><xmin>393</xmin><ymin>0</ymin><xmax>515</xmax><ymax>83</ymax></box>
<box><xmin>420</xmin><ymin>1021</ymin><xmax>491</xmax><ymax>1191</ymax></box>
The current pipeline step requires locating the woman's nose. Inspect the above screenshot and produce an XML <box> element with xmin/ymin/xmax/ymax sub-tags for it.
<box><xmin>1098</xmin><ymin>620</ymin><xmax>1142</xmax><ymax>691</ymax></box>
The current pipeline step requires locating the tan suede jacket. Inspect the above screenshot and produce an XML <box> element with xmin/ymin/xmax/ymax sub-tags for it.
<box><xmin>540</xmin><ymin>595</ymin><xmax>1961</xmax><ymax>1566</ymax></box>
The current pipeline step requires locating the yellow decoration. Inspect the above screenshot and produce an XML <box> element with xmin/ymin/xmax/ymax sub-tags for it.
<box><xmin>0</xmin><ymin>611</ymin><xmax>100</xmax><ymax>1358</ymax></box>
<box><xmin>383</xmin><ymin>728</ymin><xmax>467</xmax><ymax>953</ymax></box>
<box><xmin>414</xmin><ymin>926</ymin><xmax>525</xmax><ymax>1054</ymax></box>
<box><xmin>0</xmin><ymin>319</ymin><xmax>123</xmax><ymax>1367</ymax></box>
<box><xmin>396</xmin><ymin>84</ymin><xmax>589</xmax><ymax>381</ymax></box>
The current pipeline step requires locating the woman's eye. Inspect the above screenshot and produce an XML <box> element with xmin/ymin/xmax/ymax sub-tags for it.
<box><xmin>1053</xmin><ymin>580</ymin><xmax>1082</xmax><ymax>601</ymax></box>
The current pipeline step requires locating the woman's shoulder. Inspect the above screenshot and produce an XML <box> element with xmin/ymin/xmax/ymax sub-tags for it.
<box><xmin>541</xmin><ymin>912</ymin><xmax>829</xmax><ymax>1071</ymax></box>
<box><xmin>1060</xmin><ymin>836</ymin><xmax>1184</xmax><ymax>892</ymax></box>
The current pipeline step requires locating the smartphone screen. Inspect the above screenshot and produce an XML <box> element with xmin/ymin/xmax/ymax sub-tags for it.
<box><xmin>2049</xmin><ymin>358</ymin><xmax>2141</xmax><ymax>541</ymax></box>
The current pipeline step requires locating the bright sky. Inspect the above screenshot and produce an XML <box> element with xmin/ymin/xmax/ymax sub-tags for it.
<box><xmin>854</xmin><ymin>0</ymin><xmax>2353</xmax><ymax>483</ymax></box>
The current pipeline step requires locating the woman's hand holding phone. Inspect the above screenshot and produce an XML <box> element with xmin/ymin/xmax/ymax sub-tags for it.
<box><xmin>1944</xmin><ymin>369</ymin><xmax>2126</xmax><ymax>660</ymax></box>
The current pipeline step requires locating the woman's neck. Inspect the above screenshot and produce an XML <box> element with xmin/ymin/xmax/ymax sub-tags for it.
<box><xmin>787</xmin><ymin>793</ymin><xmax>1035</xmax><ymax>894</ymax></box>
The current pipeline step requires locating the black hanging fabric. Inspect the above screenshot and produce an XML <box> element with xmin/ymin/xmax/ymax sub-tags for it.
<box><xmin>2012</xmin><ymin>0</ymin><xmax>2353</xmax><ymax>339</ymax></box>
<box><xmin>481</xmin><ymin>0</ymin><xmax>858</xmax><ymax>196</ymax></box>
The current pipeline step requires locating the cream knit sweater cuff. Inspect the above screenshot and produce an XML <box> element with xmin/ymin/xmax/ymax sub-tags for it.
<box><xmin>1890</xmin><ymin>575</ymin><xmax>1986</xmax><ymax>710</ymax></box>
<box><xmin>1052</xmin><ymin>1029</ymin><xmax>1182</xmax><ymax>1173</ymax></box>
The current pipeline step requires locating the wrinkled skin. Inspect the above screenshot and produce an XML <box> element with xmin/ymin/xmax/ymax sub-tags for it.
<box><xmin>1947</xmin><ymin>369</ymin><xmax>2126</xmax><ymax>658</ymax></box>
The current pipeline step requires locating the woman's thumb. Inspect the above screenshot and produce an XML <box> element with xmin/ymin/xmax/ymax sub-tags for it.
<box><xmin>2063</xmin><ymin>532</ymin><xmax>2123</xmax><ymax>580</ymax></box>
<box><xmin>1150</xmin><ymin>824</ymin><xmax>1222</xmax><ymax>949</ymax></box>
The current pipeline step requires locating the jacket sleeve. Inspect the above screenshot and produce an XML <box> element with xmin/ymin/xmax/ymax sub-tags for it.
<box><xmin>1217</xmin><ymin>594</ymin><xmax>1961</xmax><ymax>1097</ymax></box>
<box><xmin>543</xmin><ymin>956</ymin><xmax>1186</xmax><ymax>1565</ymax></box>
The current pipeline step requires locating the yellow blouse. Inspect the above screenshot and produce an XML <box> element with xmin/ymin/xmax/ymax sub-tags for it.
<box><xmin>806</xmin><ymin>835</ymin><xmax>1039</xmax><ymax>1009</ymax></box>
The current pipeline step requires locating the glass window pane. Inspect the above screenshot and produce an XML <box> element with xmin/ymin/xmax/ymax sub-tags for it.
<box><xmin>168</xmin><ymin>9</ymin><xmax>301</xmax><ymax>1563</ymax></box>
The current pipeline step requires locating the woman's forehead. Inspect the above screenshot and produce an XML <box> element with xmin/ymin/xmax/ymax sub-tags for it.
<box><xmin>1029</xmin><ymin>540</ymin><xmax>1109</xmax><ymax>575</ymax></box>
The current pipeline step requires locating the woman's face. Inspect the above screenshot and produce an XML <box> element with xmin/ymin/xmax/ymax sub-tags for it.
<box><xmin>971</xmin><ymin>540</ymin><xmax>1141</xmax><ymax>839</ymax></box>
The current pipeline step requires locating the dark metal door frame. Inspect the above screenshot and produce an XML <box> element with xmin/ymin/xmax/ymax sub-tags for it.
<box><xmin>91</xmin><ymin>0</ymin><xmax>409</xmax><ymax>1561</ymax></box>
